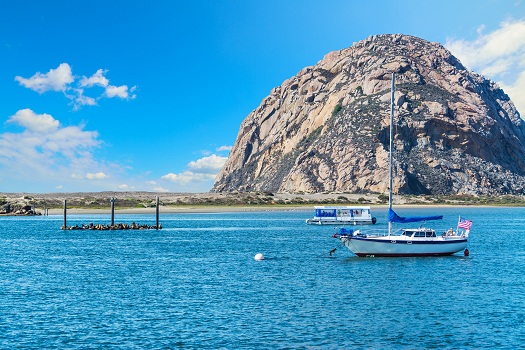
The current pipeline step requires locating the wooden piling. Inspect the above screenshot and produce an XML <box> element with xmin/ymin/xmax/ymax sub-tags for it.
<box><xmin>63</xmin><ymin>200</ymin><xmax>67</xmax><ymax>229</ymax></box>
<box><xmin>110</xmin><ymin>197</ymin><xmax>115</xmax><ymax>226</ymax></box>
<box><xmin>60</xmin><ymin>196</ymin><xmax>161</xmax><ymax>231</ymax></box>
<box><xmin>155</xmin><ymin>196</ymin><xmax>159</xmax><ymax>229</ymax></box>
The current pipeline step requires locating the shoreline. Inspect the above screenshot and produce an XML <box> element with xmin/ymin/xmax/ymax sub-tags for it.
<box><xmin>3</xmin><ymin>190</ymin><xmax>523</xmax><ymax>216</ymax></box>
<box><xmin>45</xmin><ymin>205</ymin><xmax>314</xmax><ymax>215</ymax></box>
<box><xmin>1</xmin><ymin>203</ymin><xmax>514</xmax><ymax>216</ymax></box>
<box><xmin>40</xmin><ymin>203</ymin><xmax>491</xmax><ymax>216</ymax></box>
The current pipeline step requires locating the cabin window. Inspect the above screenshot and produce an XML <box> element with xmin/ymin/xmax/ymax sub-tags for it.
<box><xmin>316</xmin><ymin>209</ymin><xmax>337</xmax><ymax>217</ymax></box>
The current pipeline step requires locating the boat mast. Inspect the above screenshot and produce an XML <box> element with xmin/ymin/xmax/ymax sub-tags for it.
<box><xmin>388</xmin><ymin>73</ymin><xmax>395</xmax><ymax>236</ymax></box>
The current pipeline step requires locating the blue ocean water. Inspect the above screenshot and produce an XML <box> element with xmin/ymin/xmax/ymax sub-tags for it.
<box><xmin>0</xmin><ymin>206</ymin><xmax>524</xmax><ymax>349</ymax></box>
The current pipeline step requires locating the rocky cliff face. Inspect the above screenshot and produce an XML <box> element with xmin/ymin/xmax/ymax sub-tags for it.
<box><xmin>213</xmin><ymin>34</ymin><xmax>525</xmax><ymax>195</ymax></box>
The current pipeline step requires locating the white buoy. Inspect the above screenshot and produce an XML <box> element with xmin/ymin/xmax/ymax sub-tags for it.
<box><xmin>254</xmin><ymin>253</ymin><xmax>265</xmax><ymax>261</ymax></box>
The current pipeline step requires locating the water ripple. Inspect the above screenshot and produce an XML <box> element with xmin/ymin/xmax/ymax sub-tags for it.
<box><xmin>0</xmin><ymin>208</ymin><xmax>524</xmax><ymax>348</ymax></box>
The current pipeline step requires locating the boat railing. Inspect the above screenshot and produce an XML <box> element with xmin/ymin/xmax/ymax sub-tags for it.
<box><xmin>337</xmin><ymin>227</ymin><xmax>390</xmax><ymax>238</ymax></box>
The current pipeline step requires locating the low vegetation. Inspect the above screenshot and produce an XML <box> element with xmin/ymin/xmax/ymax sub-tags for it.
<box><xmin>2</xmin><ymin>192</ymin><xmax>525</xmax><ymax>214</ymax></box>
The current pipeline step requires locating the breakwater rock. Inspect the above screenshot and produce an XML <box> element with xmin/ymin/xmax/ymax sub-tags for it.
<box><xmin>61</xmin><ymin>222</ymin><xmax>162</xmax><ymax>230</ymax></box>
<box><xmin>0</xmin><ymin>202</ymin><xmax>40</xmax><ymax>216</ymax></box>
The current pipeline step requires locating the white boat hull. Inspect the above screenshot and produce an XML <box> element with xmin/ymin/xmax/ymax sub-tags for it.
<box><xmin>306</xmin><ymin>218</ymin><xmax>375</xmax><ymax>225</ymax></box>
<box><xmin>341</xmin><ymin>236</ymin><xmax>467</xmax><ymax>257</ymax></box>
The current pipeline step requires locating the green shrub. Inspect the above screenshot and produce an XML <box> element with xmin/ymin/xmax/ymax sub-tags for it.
<box><xmin>378</xmin><ymin>194</ymin><xmax>389</xmax><ymax>202</ymax></box>
<box><xmin>332</xmin><ymin>104</ymin><xmax>342</xmax><ymax>116</ymax></box>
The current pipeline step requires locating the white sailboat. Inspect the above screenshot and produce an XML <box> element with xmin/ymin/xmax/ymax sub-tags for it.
<box><xmin>335</xmin><ymin>74</ymin><xmax>471</xmax><ymax>257</ymax></box>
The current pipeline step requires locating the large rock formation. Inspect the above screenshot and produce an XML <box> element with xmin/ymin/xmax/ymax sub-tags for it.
<box><xmin>213</xmin><ymin>34</ymin><xmax>525</xmax><ymax>195</ymax></box>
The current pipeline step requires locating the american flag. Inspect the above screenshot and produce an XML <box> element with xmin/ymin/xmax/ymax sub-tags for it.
<box><xmin>458</xmin><ymin>217</ymin><xmax>472</xmax><ymax>230</ymax></box>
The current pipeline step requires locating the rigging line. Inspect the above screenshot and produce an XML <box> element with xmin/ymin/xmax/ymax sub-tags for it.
<box><xmin>317</xmin><ymin>241</ymin><xmax>345</xmax><ymax>258</ymax></box>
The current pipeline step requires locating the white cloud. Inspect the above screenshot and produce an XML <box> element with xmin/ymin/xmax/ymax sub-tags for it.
<box><xmin>15</xmin><ymin>64</ymin><xmax>137</xmax><ymax>109</ymax></box>
<box><xmin>15</xmin><ymin>63</ymin><xmax>74</xmax><ymax>93</ymax></box>
<box><xmin>86</xmin><ymin>172</ymin><xmax>108</xmax><ymax>180</ymax></box>
<box><xmin>118</xmin><ymin>184</ymin><xmax>135</xmax><ymax>190</ymax></box>
<box><xmin>79</xmin><ymin>69</ymin><xmax>109</xmax><ymax>87</ymax></box>
<box><xmin>216</xmin><ymin>145</ymin><xmax>232</xmax><ymax>152</ymax></box>
<box><xmin>162</xmin><ymin>171</ymin><xmax>216</xmax><ymax>184</ymax></box>
<box><xmin>0</xmin><ymin>109</ymin><xmax>105</xmax><ymax>188</ymax></box>
<box><xmin>446</xmin><ymin>19</ymin><xmax>525</xmax><ymax>115</ymax></box>
<box><xmin>153</xmin><ymin>186</ymin><xmax>169</xmax><ymax>192</ymax></box>
<box><xmin>160</xmin><ymin>154</ymin><xmax>228</xmax><ymax>191</ymax></box>
<box><xmin>7</xmin><ymin>109</ymin><xmax>59</xmax><ymax>133</ymax></box>
<box><xmin>146</xmin><ymin>180</ymin><xmax>157</xmax><ymax>185</ymax></box>
<box><xmin>187</xmin><ymin>154</ymin><xmax>228</xmax><ymax>174</ymax></box>
<box><xmin>105</xmin><ymin>84</ymin><xmax>136</xmax><ymax>99</ymax></box>
<box><xmin>73</xmin><ymin>89</ymin><xmax>97</xmax><ymax>109</ymax></box>
<box><xmin>161</xmin><ymin>173</ymin><xmax>180</xmax><ymax>182</ymax></box>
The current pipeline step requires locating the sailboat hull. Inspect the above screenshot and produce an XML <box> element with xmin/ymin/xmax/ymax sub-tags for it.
<box><xmin>341</xmin><ymin>236</ymin><xmax>468</xmax><ymax>257</ymax></box>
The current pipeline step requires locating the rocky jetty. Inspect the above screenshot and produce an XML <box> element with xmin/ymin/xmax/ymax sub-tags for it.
<box><xmin>213</xmin><ymin>34</ymin><xmax>525</xmax><ymax>195</ymax></box>
<box><xmin>0</xmin><ymin>198</ymin><xmax>40</xmax><ymax>216</ymax></box>
<box><xmin>61</xmin><ymin>222</ymin><xmax>161</xmax><ymax>230</ymax></box>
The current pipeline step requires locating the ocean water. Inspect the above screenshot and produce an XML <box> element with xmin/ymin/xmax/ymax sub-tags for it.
<box><xmin>0</xmin><ymin>206</ymin><xmax>523</xmax><ymax>349</ymax></box>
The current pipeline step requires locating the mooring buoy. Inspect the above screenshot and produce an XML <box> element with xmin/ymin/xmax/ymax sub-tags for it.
<box><xmin>254</xmin><ymin>253</ymin><xmax>265</xmax><ymax>261</ymax></box>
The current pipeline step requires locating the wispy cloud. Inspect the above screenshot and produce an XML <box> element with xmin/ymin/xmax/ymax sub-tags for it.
<box><xmin>162</xmin><ymin>171</ymin><xmax>217</xmax><ymax>184</ymax></box>
<box><xmin>0</xmin><ymin>108</ymin><xmax>108</xmax><ymax>188</ymax></box>
<box><xmin>105</xmin><ymin>84</ymin><xmax>135</xmax><ymax>99</ymax></box>
<box><xmin>86</xmin><ymin>172</ymin><xmax>108</xmax><ymax>180</ymax></box>
<box><xmin>216</xmin><ymin>145</ymin><xmax>232</xmax><ymax>152</ymax></box>
<box><xmin>79</xmin><ymin>69</ymin><xmax>109</xmax><ymax>88</ymax></box>
<box><xmin>160</xmin><ymin>154</ymin><xmax>228</xmax><ymax>191</ymax></box>
<box><xmin>118</xmin><ymin>184</ymin><xmax>135</xmax><ymax>190</ymax></box>
<box><xmin>15</xmin><ymin>63</ymin><xmax>137</xmax><ymax>110</ymax></box>
<box><xmin>74</xmin><ymin>89</ymin><xmax>97</xmax><ymax>107</ymax></box>
<box><xmin>446</xmin><ymin>19</ymin><xmax>525</xmax><ymax>115</ymax></box>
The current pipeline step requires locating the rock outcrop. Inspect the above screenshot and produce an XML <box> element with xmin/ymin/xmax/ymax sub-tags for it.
<box><xmin>213</xmin><ymin>34</ymin><xmax>525</xmax><ymax>195</ymax></box>
<box><xmin>0</xmin><ymin>201</ymin><xmax>40</xmax><ymax>215</ymax></box>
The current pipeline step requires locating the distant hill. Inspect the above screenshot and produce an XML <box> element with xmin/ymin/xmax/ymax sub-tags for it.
<box><xmin>213</xmin><ymin>34</ymin><xmax>525</xmax><ymax>195</ymax></box>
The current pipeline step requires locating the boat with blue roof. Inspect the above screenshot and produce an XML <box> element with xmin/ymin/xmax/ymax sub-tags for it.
<box><xmin>306</xmin><ymin>206</ymin><xmax>376</xmax><ymax>225</ymax></box>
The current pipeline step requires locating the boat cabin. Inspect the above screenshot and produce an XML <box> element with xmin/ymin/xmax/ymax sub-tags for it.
<box><xmin>401</xmin><ymin>229</ymin><xmax>437</xmax><ymax>238</ymax></box>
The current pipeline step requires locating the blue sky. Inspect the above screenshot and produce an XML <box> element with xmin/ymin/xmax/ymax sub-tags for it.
<box><xmin>1</xmin><ymin>0</ymin><xmax>524</xmax><ymax>193</ymax></box>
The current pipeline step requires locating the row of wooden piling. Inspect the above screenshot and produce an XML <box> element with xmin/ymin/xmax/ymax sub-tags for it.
<box><xmin>61</xmin><ymin>196</ymin><xmax>161</xmax><ymax>230</ymax></box>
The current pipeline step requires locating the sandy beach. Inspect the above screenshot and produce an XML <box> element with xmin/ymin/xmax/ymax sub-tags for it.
<box><xmin>1</xmin><ymin>191</ymin><xmax>390</xmax><ymax>216</ymax></box>
<box><xmin>44</xmin><ymin>205</ymin><xmax>314</xmax><ymax>215</ymax></box>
